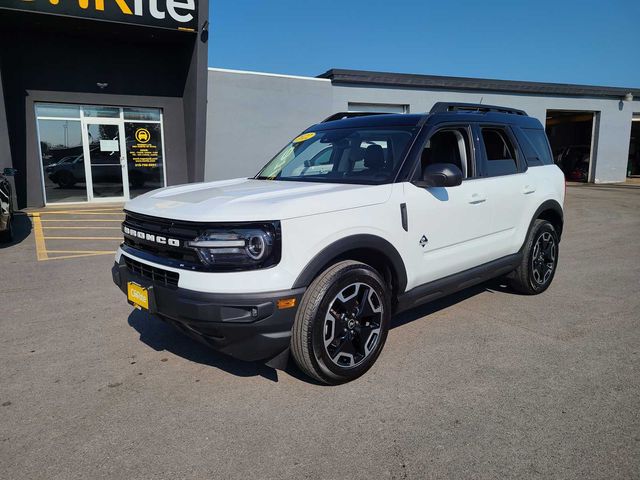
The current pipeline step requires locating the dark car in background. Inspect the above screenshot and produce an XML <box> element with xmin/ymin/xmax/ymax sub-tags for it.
<box><xmin>555</xmin><ymin>145</ymin><xmax>590</xmax><ymax>181</ymax></box>
<box><xmin>0</xmin><ymin>167</ymin><xmax>17</xmax><ymax>242</ymax></box>
<box><xmin>47</xmin><ymin>150</ymin><xmax>155</xmax><ymax>189</ymax></box>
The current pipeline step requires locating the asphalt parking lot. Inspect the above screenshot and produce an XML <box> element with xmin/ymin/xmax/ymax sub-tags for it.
<box><xmin>1</xmin><ymin>185</ymin><xmax>639</xmax><ymax>480</ymax></box>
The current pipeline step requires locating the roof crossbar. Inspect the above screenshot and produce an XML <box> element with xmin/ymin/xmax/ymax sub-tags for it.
<box><xmin>430</xmin><ymin>102</ymin><xmax>527</xmax><ymax>116</ymax></box>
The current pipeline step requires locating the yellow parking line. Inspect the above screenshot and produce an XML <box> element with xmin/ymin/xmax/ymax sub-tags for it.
<box><xmin>41</xmin><ymin>219</ymin><xmax>123</xmax><ymax>222</ymax></box>
<box><xmin>47</xmin><ymin>250</ymin><xmax>116</xmax><ymax>254</ymax></box>
<box><xmin>32</xmin><ymin>213</ymin><xmax>49</xmax><ymax>261</ymax></box>
<box><xmin>31</xmin><ymin>208</ymin><xmax>123</xmax><ymax>214</ymax></box>
<box><xmin>44</xmin><ymin>236</ymin><xmax>123</xmax><ymax>240</ymax></box>
<box><xmin>39</xmin><ymin>212</ymin><xmax>124</xmax><ymax>216</ymax></box>
<box><xmin>44</xmin><ymin>226</ymin><xmax>122</xmax><ymax>230</ymax></box>
<box><xmin>43</xmin><ymin>252</ymin><xmax>117</xmax><ymax>261</ymax></box>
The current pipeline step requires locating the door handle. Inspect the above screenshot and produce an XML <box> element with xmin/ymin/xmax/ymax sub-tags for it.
<box><xmin>523</xmin><ymin>185</ymin><xmax>536</xmax><ymax>194</ymax></box>
<box><xmin>468</xmin><ymin>192</ymin><xmax>486</xmax><ymax>204</ymax></box>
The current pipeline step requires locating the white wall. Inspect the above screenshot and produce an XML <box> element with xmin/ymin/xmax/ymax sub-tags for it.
<box><xmin>331</xmin><ymin>85</ymin><xmax>640</xmax><ymax>183</ymax></box>
<box><xmin>205</xmin><ymin>69</ymin><xmax>333</xmax><ymax>181</ymax></box>
<box><xmin>205</xmin><ymin>68</ymin><xmax>640</xmax><ymax>184</ymax></box>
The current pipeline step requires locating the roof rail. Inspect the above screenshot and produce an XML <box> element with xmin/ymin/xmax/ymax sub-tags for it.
<box><xmin>430</xmin><ymin>102</ymin><xmax>527</xmax><ymax>116</ymax></box>
<box><xmin>321</xmin><ymin>111</ymin><xmax>389</xmax><ymax>123</ymax></box>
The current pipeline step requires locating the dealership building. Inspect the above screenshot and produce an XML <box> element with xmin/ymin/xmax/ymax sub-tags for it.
<box><xmin>1</xmin><ymin>1</ymin><xmax>639</xmax><ymax>208</ymax></box>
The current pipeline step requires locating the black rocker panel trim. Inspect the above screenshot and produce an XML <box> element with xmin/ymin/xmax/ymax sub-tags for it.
<box><xmin>292</xmin><ymin>234</ymin><xmax>408</xmax><ymax>293</ymax></box>
<box><xmin>395</xmin><ymin>252</ymin><xmax>522</xmax><ymax>313</ymax></box>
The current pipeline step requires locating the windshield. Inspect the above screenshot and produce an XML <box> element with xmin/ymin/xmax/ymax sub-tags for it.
<box><xmin>256</xmin><ymin>126</ymin><xmax>418</xmax><ymax>184</ymax></box>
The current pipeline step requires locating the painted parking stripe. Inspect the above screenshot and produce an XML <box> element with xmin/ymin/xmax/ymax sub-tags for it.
<box><xmin>44</xmin><ymin>226</ymin><xmax>122</xmax><ymax>230</ymax></box>
<box><xmin>41</xmin><ymin>219</ymin><xmax>123</xmax><ymax>222</ymax></box>
<box><xmin>42</xmin><ymin>251</ymin><xmax>117</xmax><ymax>261</ymax></box>
<box><xmin>32</xmin><ymin>213</ymin><xmax>48</xmax><ymax>261</ymax></box>
<box><xmin>44</xmin><ymin>236</ymin><xmax>123</xmax><ymax>240</ymax></box>
<box><xmin>28</xmin><ymin>207</ymin><xmax>125</xmax><ymax>261</ymax></box>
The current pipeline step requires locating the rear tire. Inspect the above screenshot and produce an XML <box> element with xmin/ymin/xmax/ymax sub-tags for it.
<box><xmin>291</xmin><ymin>260</ymin><xmax>391</xmax><ymax>385</ymax></box>
<box><xmin>508</xmin><ymin>219</ymin><xmax>559</xmax><ymax>295</ymax></box>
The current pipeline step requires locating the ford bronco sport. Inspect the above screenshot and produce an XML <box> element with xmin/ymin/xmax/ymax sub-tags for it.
<box><xmin>112</xmin><ymin>103</ymin><xmax>565</xmax><ymax>384</ymax></box>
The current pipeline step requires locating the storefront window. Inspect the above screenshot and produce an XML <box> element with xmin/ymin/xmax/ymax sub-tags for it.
<box><xmin>124</xmin><ymin>107</ymin><xmax>161</xmax><ymax>121</ymax></box>
<box><xmin>36</xmin><ymin>104</ymin><xmax>80</xmax><ymax>118</ymax></box>
<box><xmin>35</xmin><ymin>103</ymin><xmax>165</xmax><ymax>204</ymax></box>
<box><xmin>83</xmin><ymin>106</ymin><xmax>120</xmax><ymax>118</ymax></box>
<box><xmin>37</xmin><ymin>119</ymin><xmax>86</xmax><ymax>203</ymax></box>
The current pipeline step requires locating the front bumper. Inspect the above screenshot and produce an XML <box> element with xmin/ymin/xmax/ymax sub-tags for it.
<box><xmin>112</xmin><ymin>256</ymin><xmax>305</xmax><ymax>362</ymax></box>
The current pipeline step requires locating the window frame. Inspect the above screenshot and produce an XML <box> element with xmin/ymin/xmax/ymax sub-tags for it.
<box><xmin>409</xmin><ymin>123</ymin><xmax>477</xmax><ymax>182</ymax></box>
<box><xmin>475</xmin><ymin>123</ymin><xmax>526</xmax><ymax>177</ymax></box>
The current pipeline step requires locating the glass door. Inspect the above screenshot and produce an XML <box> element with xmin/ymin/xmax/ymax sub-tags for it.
<box><xmin>81</xmin><ymin>118</ymin><xmax>129</xmax><ymax>201</ymax></box>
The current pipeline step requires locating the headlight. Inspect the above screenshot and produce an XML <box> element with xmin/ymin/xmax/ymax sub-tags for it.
<box><xmin>187</xmin><ymin>224</ymin><xmax>280</xmax><ymax>269</ymax></box>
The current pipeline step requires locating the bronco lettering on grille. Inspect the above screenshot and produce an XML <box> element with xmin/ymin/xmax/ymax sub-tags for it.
<box><xmin>123</xmin><ymin>225</ymin><xmax>181</xmax><ymax>247</ymax></box>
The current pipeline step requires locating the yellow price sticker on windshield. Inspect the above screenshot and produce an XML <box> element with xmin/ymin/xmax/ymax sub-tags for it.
<box><xmin>292</xmin><ymin>132</ymin><xmax>316</xmax><ymax>143</ymax></box>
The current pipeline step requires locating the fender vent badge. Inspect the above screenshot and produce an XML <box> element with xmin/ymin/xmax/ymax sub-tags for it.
<box><xmin>419</xmin><ymin>235</ymin><xmax>428</xmax><ymax>247</ymax></box>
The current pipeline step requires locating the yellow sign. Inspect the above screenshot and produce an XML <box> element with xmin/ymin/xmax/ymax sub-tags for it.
<box><xmin>135</xmin><ymin>128</ymin><xmax>151</xmax><ymax>144</ymax></box>
<box><xmin>127</xmin><ymin>282</ymin><xmax>149</xmax><ymax>310</ymax></box>
<box><xmin>292</xmin><ymin>132</ymin><xmax>316</xmax><ymax>143</ymax></box>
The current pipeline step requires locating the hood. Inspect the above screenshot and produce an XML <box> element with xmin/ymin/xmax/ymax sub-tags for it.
<box><xmin>125</xmin><ymin>178</ymin><xmax>392</xmax><ymax>222</ymax></box>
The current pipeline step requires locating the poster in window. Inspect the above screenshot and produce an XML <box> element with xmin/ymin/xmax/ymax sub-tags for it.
<box><xmin>125</xmin><ymin>123</ymin><xmax>164</xmax><ymax>198</ymax></box>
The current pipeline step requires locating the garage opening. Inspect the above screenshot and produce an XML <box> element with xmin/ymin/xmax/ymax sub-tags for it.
<box><xmin>545</xmin><ymin>110</ymin><xmax>597</xmax><ymax>182</ymax></box>
<box><xmin>627</xmin><ymin>114</ymin><xmax>640</xmax><ymax>178</ymax></box>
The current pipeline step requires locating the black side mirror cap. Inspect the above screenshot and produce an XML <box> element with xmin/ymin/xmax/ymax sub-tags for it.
<box><xmin>412</xmin><ymin>163</ymin><xmax>462</xmax><ymax>188</ymax></box>
<box><xmin>2</xmin><ymin>168</ymin><xmax>17</xmax><ymax>177</ymax></box>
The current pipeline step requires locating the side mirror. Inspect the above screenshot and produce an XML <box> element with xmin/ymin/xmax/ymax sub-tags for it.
<box><xmin>2</xmin><ymin>168</ymin><xmax>17</xmax><ymax>177</ymax></box>
<box><xmin>412</xmin><ymin>163</ymin><xmax>462</xmax><ymax>188</ymax></box>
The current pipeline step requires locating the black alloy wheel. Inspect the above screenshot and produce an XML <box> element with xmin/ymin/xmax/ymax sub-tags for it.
<box><xmin>508</xmin><ymin>219</ymin><xmax>559</xmax><ymax>295</ymax></box>
<box><xmin>291</xmin><ymin>260</ymin><xmax>391</xmax><ymax>384</ymax></box>
<box><xmin>531</xmin><ymin>230</ymin><xmax>557</xmax><ymax>286</ymax></box>
<box><xmin>323</xmin><ymin>282</ymin><xmax>383</xmax><ymax>368</ymax></box>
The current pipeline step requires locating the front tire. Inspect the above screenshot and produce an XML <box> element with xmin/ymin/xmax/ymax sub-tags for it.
<box><xmin>508</xmin><ymin>219</ymin><xmax>559</xmax><ymax>295</ymax></box>
<box><xmin>57</xmin><ymin>171</ymin><xmax>76</xmax><ymax>188</ymax></box>
<box><xmin>291</xmin><ymin>260</ymin><xmax>391</xmax><ymax>385</ymax></box>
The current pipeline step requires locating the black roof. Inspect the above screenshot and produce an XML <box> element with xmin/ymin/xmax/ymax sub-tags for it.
<box><xmin>319</xmin><ymin>69</ymin><xmax>639</xmax><ymax>99</ymax></box>
<box><xmin>311</xmin><ymin>113</ymin><xmax>425</xmax><ymax>131</ymax></box>
<box><xmin>311</xmin><ymin>108</ymin><xmax>543</xmax><ymax>131</ymax></box>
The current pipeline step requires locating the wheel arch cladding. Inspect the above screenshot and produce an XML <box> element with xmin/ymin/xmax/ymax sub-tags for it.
<box><xmin>292</xmin><ymin>234</ymin><xmax>408</xmax><ymax>296</ymax></box>
<box><xmin>532</xmin><ymin>200</ymin><xmax>564</xmax><ymax>241</ymax></box>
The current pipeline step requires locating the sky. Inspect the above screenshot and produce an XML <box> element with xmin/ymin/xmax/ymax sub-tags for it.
<box><xmin>208</xmin><ymin>0</ymin><xmax>639</xmax><ymax>88</ymax></box>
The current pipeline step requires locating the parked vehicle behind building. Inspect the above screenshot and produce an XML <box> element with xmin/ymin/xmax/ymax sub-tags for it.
<box><xmin>112</xmin><ymin>103</ymin><xmax>565</xmax><ymax>384</ymax></box>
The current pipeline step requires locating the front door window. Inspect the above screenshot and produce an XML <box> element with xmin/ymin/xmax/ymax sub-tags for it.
<box><xmin>36</xmin><ymin>103</ymin><xmax>166</xmax><ymax>204</ymax></box>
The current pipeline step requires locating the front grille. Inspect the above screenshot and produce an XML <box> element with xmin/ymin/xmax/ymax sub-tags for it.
<box><xmin>122</xmin><ymin>211</ymin><xmax>202</xmax><ymax>265</ymax></box>
<box><xmin>121</xmin><ymin>210</ymin><xmax>282</xmax><ymax>272</ymax></box>
<box><xmin>124</xmin><ymin>256</ymin><xmax>179</xmax><ymax>287</ymax></box>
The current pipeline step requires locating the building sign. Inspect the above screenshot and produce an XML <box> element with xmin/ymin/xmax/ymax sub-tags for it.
<box><xmin>1</xmin><ymin>0</ymin><xmax>197</xmax><ymax>32</ymax></box>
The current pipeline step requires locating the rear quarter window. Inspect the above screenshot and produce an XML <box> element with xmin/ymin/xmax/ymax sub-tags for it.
<box><xmin>522</xmin><ymin>128</ymin><xmax>554</xmax><ymax>166</ymax></box>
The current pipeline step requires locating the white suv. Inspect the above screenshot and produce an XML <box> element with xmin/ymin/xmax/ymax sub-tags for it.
<box><xmin>112</xmin><ymin>103</ymin><xmax>565</xmax><ymax>384</ymax></box>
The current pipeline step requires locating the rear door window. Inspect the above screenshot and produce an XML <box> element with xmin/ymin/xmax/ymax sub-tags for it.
<box><xmin>480</xmin><ymin>127</ymin><xmax>519</xmax><ymax>176</ymax></box>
